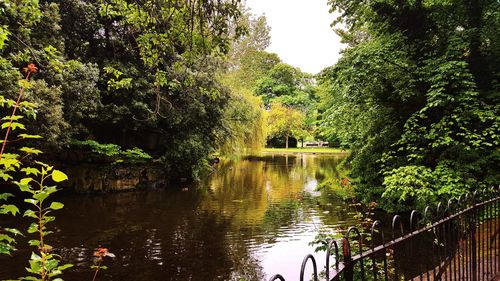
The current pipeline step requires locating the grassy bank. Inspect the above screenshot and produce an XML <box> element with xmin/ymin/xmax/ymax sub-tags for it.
<box><xmin>262</xmin><ymin>147</ymin><xmax>349</xmax><ymax>154</ymax></box>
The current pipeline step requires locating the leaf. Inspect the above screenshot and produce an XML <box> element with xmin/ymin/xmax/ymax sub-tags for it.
<box><xmin>21</xmin><ymin>168</ymin><xmax>40</xmax><ymax>177</ymax></box>
<box><xmin>1</xmin><ymin>121</ymin><xmax>25</xmax><ymax>130</ymax></box>
<box><xmin>28</xmin><ymin>240</ymin><xmax>40</xmax><ymax>247</ymax></box>
<box><xmin>0</xmin><ymin>242</ymin><xmax>15</xmax><ymax>255</ymax></box>
<box><xmin>5</xmin><ymin>228</ymin><xmax>23</xmax><ymax>236</ymax></box>
<box><xmin>0</xmin><ymin>193</ymin><xmax>14</xmax><ymax>201</ymax></box>
<box><xmin>0</xmin><ymin>204</ymin><xmax>20</xmax><ymax>215</ymax></box>
<box><xmin>20</xmin><ymin>178</ymin><xmax>33</xmax><ymax>185</ymax></box>
<box><xmin>56</xmin><ymin>264</ymin><xmax>73</xmax><ymax>271</ymax></box>
<box><xmin>23</xmin><ymin>209</ymin><xmax>37</xmax><ymax>218</ymax></box>
<box><xmin>18</xmin><ymin>134</ymin><xmax>42</xmax><ymax>139</ymax></box>
<box><xmin>46</xmin><ymin>259</ymin><xmax>59</xmax><ymax>270</ymax></box>
<box><xmin>1</xmin><ymin>115</ymin><xmax>23</xmax><ymax>121</ymax></box>
<box><xmin>0</xmin><ymin>234</ymin><xmax>14</xmax><ymax>243</ymax></box>
<box><xmin>24</xmin><ymin>199</ymin><xmax>39</xmax><ymax>206</ymax></box>
<box><xmin>0</xmin><ymin>172</ymin><xmax>13</xmax><ymax>181</ymax></box>
<box><xmin>49</xmin><ymin>202</ymin><xmax>64</xmax><ymax>210</ymax></box>
<box><xmin>33</xmin><ymin>191</ymin><xmax>50</xmax><ymax>202</ymax></box>
<box><xmin>30</xmin><ymin>252</ymin><xmax>42</xmax><ymax>261</ymax></box>
<box><xmin>51</xmin><ymin>170</ymin><xmax>68</xmax><ymax>182</ymax></box>
<box><xmin>27</xmin><ymin>223</ymin><xmax>39</xmax><ymax>234</ymax></box>
<box><xmin>19</xmin><ymin>147</ymin><xmax>43</xmax><ymax>155</ymax></box>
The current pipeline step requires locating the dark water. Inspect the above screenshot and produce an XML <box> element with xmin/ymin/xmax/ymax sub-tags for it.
<box><xmin>0</xmin><ymin>153</ymin><xmax>356</xmax><ymax>281</ymax></box>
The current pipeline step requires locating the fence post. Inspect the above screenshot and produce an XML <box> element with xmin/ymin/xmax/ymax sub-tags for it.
<box><xmin>342</xmin><ymin>237</ymin><xmax>353</xmax><ymax>281</ymax></box>
<box><xmin>471</xmin><ymin>192</ymin><xmax>478</xmax><ymax>281</ymax></box>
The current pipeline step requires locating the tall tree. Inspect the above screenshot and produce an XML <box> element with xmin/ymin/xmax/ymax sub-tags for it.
<box><xmin>320</xmin><ymin>0</ymin><xmax>499</xmax><ymax>210</ymax></box>
<box><xmin>219</xmin><ymin>10</ymin><xmax>278</xmax><ymax>154</ymax></box>
<box><xmin>0</xmin><ymin>0</ymin><xmax>246</xmax><ymax>178</ymax></box>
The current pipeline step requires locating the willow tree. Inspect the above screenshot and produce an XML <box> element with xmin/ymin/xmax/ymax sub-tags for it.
<box><xmin>218</xmin><ymin>9</ymin><xmax>278</xmax><ymax>154</ymax></box>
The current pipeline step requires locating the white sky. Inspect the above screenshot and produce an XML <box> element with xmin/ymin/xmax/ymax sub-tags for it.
<box><xmin>245</xmin><ymin>0</ymin><xmax>345</xmax><ymax>74</ymax></box>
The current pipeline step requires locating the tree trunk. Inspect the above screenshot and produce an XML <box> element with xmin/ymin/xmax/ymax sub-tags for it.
<box><xmin>285</xmin><ymin>134</ymin><xmax>289</xmax><ymax>149</ymax></box>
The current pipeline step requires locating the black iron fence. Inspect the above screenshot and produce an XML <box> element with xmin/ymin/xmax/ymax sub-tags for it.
<box><xmin>269</xmin><ymin>188</ymin><xmax>500</xmax><ymax>281</ymax></box>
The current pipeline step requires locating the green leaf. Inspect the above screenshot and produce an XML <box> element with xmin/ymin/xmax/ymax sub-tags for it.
<box><xmin>23</xmin><ymin>209</ymin><xmax>37</xmax><ymax>218</ymax></box>
<box><xmin>51</xmin><ymin>170</ymin><xmax>68</xmax><ymax>182</ymax></box>
<box><xmin>24</xmin><ymin>199</ymin><xmax>39</xmax><ymax>206</ymax></box>
<box><xmin>28</xmin><ymin>240</ymin><xmax>40</xmax><ymax>247</ymax></box>
<box><xmin>0</xmin><ymin>193</ymin><xmax>14</xmax><ymax>201</ymax></box>
<box><xmin>19</xmin><ymin>147</ymin><xmax>43</xmax><ymax>155</ymax></box>
<box><xmin>0</xmin><ymin>242</ymin><xmax>15</xmax><ymax>255</ymax></box>
<box><xmin>0</xmin><ymin>204</ymin><xmax>20</xmax><ymax>215</ymax></box>
<box><xmin>5</xmin><ymin>228</ymin><xmax>23</xmax><ymax>236</ymax></box>
<box><xmin>27</xmin><ymin>223</ymin><xmax>39</xmax><ymax>234</ymax></box>
<box><xmin>1</xmin><ymin>121</ymin><xmax>25</xmax><ymax>130</ymax></box>
<box><xmin>46</xmin><ymin>259</ymin><xmax>59</xmax><ymax>270</ymax></box>
<box><xmin>0</xmin><ymin>234</ymin><xmax>14</xmax><ymax>243</ymax></box>
<box><xmin>1</xmin><ymin>115</ymin><xmax>23</xmax><ymax>121</ymax></box>
<box><xmin>0</xmin><ymin>171</ymin><xmax>13</xmax><ymax>181</ymax></box>
<box><xmin>18</xmin><ymin>133</ymin><xmax>43</xmax><ymax>139</ymax></box>
<box><xmin>21</xmin><ymin>168</ymin><xmax>40</xmax><ymax>176</ymax></box>
<box><xmin>20</xmin><ymin>178</ymin><xmax>33</xmax><ymax>185</ymax></box>
<box><xmin>33</xmin><ymin>191</ymin><xmax>50</xmax><ymax>202</ymax></box>
<box><xmin>30</xmin><ymin>252</ymin><xmax>42</xmax><ymax>261</ymax></box>
<box><xmin>49</xmin><ymin>202</ymin><xmax>64</xmax><ymax>210</ymax></box>
<box><xmin>56</xmin><ymin>264</ymin><xmax>73</xmax><ymax>271</ymax></box>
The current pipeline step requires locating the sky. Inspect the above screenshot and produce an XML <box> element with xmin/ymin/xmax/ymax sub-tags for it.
<box><xmin>245</xmin><ymin>0</ymin><xmax>345</xmax><ymax>74</ymax></box>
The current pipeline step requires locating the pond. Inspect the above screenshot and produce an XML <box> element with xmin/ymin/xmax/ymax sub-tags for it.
<box><xmin>0</xmin><ymin>153</ymin><xmax>358</xmax><ymax>281</ymax></box>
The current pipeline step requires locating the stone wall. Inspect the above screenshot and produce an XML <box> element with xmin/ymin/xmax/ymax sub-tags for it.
<box><xmin>61</xmin><ymin>164</ymin><xmax>168</xmax><ymax>192</ymax></box>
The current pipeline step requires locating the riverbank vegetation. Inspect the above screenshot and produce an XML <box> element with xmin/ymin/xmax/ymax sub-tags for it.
<box><xmin>0</xmin><ymin>0</ymin><xmax>497</xmax><ymax>214</ymax></box>
<box><xmin>318</xmin><ymin>0</ymin><xmax>499</xmax><ymax>211</ymax></box>
<box><xmin>263</xmin><ymin>148</ymin><xmax>347</xmax><ymax>154</ymax></box>
<box><xmin>0</xmin><ymin>0</ymin><xmax>498</xmax><ymax>279</ymax></box>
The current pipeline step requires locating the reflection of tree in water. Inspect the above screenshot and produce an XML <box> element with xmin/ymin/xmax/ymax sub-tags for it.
<box><xmin>0</xmin><ymin>154</ymin><xmax>352</xmax><ymax>281</ymax></box>
<box><xmin>0</xmin><ymin>190</ymin><xmax>264</xmax><ymax>281</ymax></box>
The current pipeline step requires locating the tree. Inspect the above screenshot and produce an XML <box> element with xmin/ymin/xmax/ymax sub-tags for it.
<box><xmin>219</xmin><ymin>10</ymin><xmax>277</xmax><ymax>154</ymax></box>
<box><xmin>0</xmin><ymin>0</ymin><xmax>249</xmax><ymax>178</ymax></box>
<box><xmin>320</xmin><ymin>0</ymin><xmax>500</xmax><ymax>210</ymax></box>
<box><xmin>267</xmin><ymin>103</ymin><xmax>306</xmax><ymax>149</ymax></box>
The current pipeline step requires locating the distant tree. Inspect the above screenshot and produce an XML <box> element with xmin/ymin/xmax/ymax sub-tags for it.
<box><xmin>267</xmin><ymin>103</ymin><xmax>306</xmax><ymax>149</ymax></box>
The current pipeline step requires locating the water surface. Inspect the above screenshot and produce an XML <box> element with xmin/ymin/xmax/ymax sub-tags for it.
<box><xmin>0</xmin><ymin>153</ymin><xmax>355</xmax><ymax>280</ymax></box>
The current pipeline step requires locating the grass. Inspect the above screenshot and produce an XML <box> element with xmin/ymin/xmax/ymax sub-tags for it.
<box><xmin>262</xmin><ymin>147</ymin><xmax>349</xmax><ymax>154</ymax></box>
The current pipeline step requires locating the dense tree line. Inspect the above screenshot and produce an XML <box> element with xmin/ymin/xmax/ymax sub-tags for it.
<box><xmin>319</xmin><ymin>0</ymin><xmax>499</xmax><ymax>210</ymax></box>
<box><xmin>0</xmin><ymin>0</ymin><xmax>243</xmax><ymax>178</ymax></box>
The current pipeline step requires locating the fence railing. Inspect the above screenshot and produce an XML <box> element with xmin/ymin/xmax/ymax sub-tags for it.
<box><xmin>269</xmin><ymin>188</ymin><xmax>500</xmax><ymax>281</ymax></box>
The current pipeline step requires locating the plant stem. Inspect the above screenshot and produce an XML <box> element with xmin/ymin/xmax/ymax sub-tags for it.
<box><xmin>0</xmin><ymin>71</ymin><xmax>31</xmax><ymax>160</ymax></box>
<box><xmin>38</xmin><ymin>174</ymin><xmax>46</xmax><ymax>280</ymax></box>
<box><xmin>92</xmin><ymin>261</ymin><xmax>101</xmax><ymax>281</ymax></box>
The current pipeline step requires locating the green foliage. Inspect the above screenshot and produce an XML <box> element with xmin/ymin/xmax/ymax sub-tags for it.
<box><xmin>17</xmin><ymin>165</ymin><xmax>74</xmax><ymax>280</ymax></box>
<box><xmin>0</xmin><ymin>0</ymin><xmax>249</xmax><ymax>178</ymax></box>
<box><xmin>0</xmin><ymin>64</ymin><xmax>73</xmax><ymax>280</ymax></box>
<box><xmin>218</xmin><ymin>11</ymin><xmax>275</xmax><ymax>155</ymax></box>
<box><xmin>24</xmin><ymin>79</ymin><xmax>68</xmax><ymax>145</ymax></box>
<box><xmin>255</xmin><ymin>63</ymin><xmax>316</xmax><ymax>110</ymax></box>
<box><xmin>0</xmin><ymin>91</ymin><xmax>37</xmax><ymax>256</ymax></box>
<box><xmin>319</xmin><ymin>0</ymin><xmax>500</xmax><ymax>210</ymax></box>
<box><xmin>71</xmin><ymin>139</ymin><xmax>152</xmax><ymax>163</ymax></box>
<box><xmin>267</xmin><ymin>102</ymin><xmax>307</xmax><ymax>148</ymax></box>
